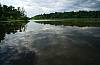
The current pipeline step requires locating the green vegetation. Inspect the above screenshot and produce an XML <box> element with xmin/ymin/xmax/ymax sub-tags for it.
<box><xmin>0</xmin><ymin>4</ymin><xmax>29</xmax><ymax>42</ymax></box>
<box><xmin>0</xmin><ymin>20</ymin><xmax>28</xmax><ymax>42</ymax></box>
<box><xmin>32</xmin><ymin>11</ymin><xmax>100</xmax><ymax>19</ymax></box>
<box><xmin>32</xmin><ymin>11</ymin><xmax>100</xmax><ymax>27</ymax></box>
<box><xmin>0</xmin><ymin>4</ymin><xmax>28</xmax><ymax>21</ymax></box>
<box><xmin>35</xmin><ymin>18</ymin><xmax>100</xmax><ymax>27</ymax></box>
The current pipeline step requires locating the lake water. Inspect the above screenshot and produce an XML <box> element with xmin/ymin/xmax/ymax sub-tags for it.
<box><xmin>0</xmin><ymin>20</ymin><xmax>100</xmax><ymax>65</ymax></box>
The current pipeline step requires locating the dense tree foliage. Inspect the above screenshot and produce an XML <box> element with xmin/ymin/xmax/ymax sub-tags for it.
<box><xmin>0</xmin><ymin>4</ymin><xmax>28</xmax><ymax>21</ymax></box>
<box><xmin>32</xmin><ymin>11</ymin><xmax>100</xmax><ymax>19</ymax></box>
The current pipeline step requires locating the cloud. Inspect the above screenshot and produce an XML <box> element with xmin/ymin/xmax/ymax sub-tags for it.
<box><xmin>72</xmin><ymin>0</ymin><xmax>100</xmax><ymax>10</ymax></box>
<box><xmin>0</xmin><ymin>0</ymin><xmax>100</xmax><ymax>17</ymax></box>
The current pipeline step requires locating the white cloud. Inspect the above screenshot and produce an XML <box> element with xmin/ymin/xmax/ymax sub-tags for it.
<box><xmin>0</xmin><ymin>0</ymin><xmax>100</xmax><ymax>17</ymax></box>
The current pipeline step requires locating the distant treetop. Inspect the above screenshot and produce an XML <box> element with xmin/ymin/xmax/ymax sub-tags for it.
<box><xmin>0</xmin><ymin>4</ymin><xmax>28</xmax><ymax>21</ymax></box>
<box><xmin>32</xmin><ymin>11</ymin><xmax>100</xmax><ymax>19</ymax></box>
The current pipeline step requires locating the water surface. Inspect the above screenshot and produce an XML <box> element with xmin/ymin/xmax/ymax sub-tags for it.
<box><xmin>0</xmin><ymin>20</ymin><xmax>100</xmax><ymax>65</ymax></box>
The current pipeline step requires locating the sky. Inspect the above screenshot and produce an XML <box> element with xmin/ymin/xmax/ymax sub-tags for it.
<box><xmin>0</xmin><ymin>0</ymin><xmax>100</xmax><ymax>17</ymax></box>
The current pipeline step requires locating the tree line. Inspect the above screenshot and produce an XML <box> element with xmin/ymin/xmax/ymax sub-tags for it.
<box><xmin>32</xmin><ymin>11</ymin><xmax>100</xmax><ymax>19</ymax></box>
<box><xmin>0</xmin><ymin>4</ymin><xmax>28</xmax><ymax>21</ymax></box>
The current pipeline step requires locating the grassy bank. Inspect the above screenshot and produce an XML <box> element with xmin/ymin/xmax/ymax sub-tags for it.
<box><xmin>34</xmin><ymin>18</ymin><xmax>100</xmax><ymax>27</ymax></box>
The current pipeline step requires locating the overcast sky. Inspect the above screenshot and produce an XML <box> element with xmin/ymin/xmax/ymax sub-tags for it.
<box><xmin>0</xmin><ymin>0</ymin><xmax>100</xmax><ymax>17</ymax></box>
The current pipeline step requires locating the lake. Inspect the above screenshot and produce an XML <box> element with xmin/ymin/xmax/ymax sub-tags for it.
<box><xmin>0</xmin><ymin>20</ymin><xmax>100</xmax><ymax>65</ymax></box>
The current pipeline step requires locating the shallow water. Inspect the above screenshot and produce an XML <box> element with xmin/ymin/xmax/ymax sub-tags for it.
<box><xmin>0</xmin><ymin>20</ymin><xmax>100</xmax><ymax>65</ymax></box>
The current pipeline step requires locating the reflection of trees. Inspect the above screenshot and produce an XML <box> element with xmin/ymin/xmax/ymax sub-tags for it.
<box><xmin>0</xmin><ymin>21</ymin><xmax>28</xmax><ymax>42</ymax></box>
